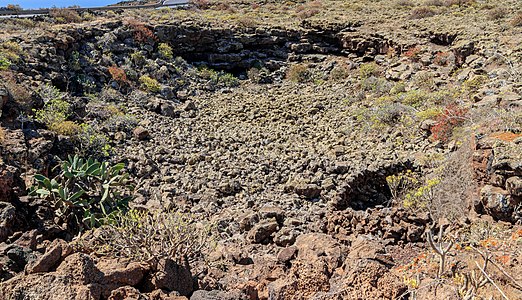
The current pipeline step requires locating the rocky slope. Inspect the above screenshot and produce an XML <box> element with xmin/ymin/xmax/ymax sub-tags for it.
<box><xmin>0</xmin><ymin>1</ymin><xmax>522</xmax><ymax>299</ymax></box>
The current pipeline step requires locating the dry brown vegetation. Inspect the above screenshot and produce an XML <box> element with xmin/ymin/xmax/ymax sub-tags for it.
<box><xmin>49</xmin><ymin>8</ymin><xmax>82</xmax><ymax>23</ymax></box>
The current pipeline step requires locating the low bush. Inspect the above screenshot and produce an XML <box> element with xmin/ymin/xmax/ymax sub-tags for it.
<box><xmin>198</xmin><ymin>67</ymin><xmax>240</xmax><ymax>87</ymax></box>
<box><xmin>416</xmin><ymin>107</ymin><xmax>443</xmax><ymax>121</ymax></box>
<box><xmin>0</xmin><ymin>41</ymin><xmax>22</xmax><ymax>62</ymax></box>
<box><xmin>49</xmin><ymin>8</ymin><xmax>82</xmax><ymax>23</ymax></box>
<box><xmin>401</xmin><ymin>90</ymin><xmax>431</xmax><ymax>109</ymax></box>
<box><xmin>34</xmin><ymin>98</ymin><xmax>71</xmax><ymax>128</ymax></box>
<box><xmin>158</xmin><ymin>43</ymin><xmax>173</xmax><ymax>60</ymax></box>
<box><xmin>0</xmin><ymin>127</ymin><xmax>5</xmax><ymax>144</ymax></box>
<box><xmin>329</xmin><ymin>63</ymin><xmax>351</xmax><ymax>81</ymax></box>
<box><xmin>430</xmin><ymin>104</ymin><xmax>468</xmax><ymax>142</ymax></box>
<box><xmin>86</xmin><ymin>210</ymin><xmax>211</xmax><ymax>265</ymax></box>
<box><xmin>510</xmin><ymin>12</ymin><xmax>522</xmax><ymax>27</ymax></box>
<box><xmin>296</xmin><ymin>1</ymin><xmax>322</xmax><ymax>19</ymax></box>
<box><xmin>287</xmin><ymin>64</ymin><xmax>312</xmax><ymax>83</ymax></box>
<box><xmin>130</xmin><ymin>51</ymin><xmax>146</xmax><ymax>65</ymax></box>
<box><xmin>1</xmin><ymin>72</ymin><xmax>32</xmax><ymax>106</ymax></box>
<box><xmin>49</xmin><ymin>120</ymin><xmax>83</xmax><ymax>136</ymax></box>
<box><xmin>76</xmin><ymin>124</ymin><xmax>112</xmax><ymax>158</ymax></box>
<box><xmin>0</xmin><ymin>55</ymin><xmax>11</xmax><ymax>71</ymax></box>
<box><xmin>108</xmin><ymin>66</ymin><xmax>128</xmax><ymax>85</ymax></box>
<box><xmin>360</xmin><ymin>77</ymin><xmax>394</xmax><ymax>94</ymax></box>
<box><xmin>410</xmin><ymin>6</ymin><xmax>437</xmax><ymax>19</ymax></box>
<box><xmin>102</xmin><ymin>114</ymin><xmax>138</xmax><ymax>133</ymax></box>
<box><xmin>359</xmin><ymin>62</ymin><xmax>379</xmax><ymax>79</ymax></box>
<box><xmin>139</xmin><ymin>75</ymin><xmax>161</xmax><ymax>92</ymax></box>
<box><xmin>413</xmin><ymin>71</ymin><xmax>435</xmax><ymax>90</ymax></box>
<box><xmin>126</xmin><ymin>19</ymin><xmax>157</xmax><ymax>43</ymax></box>
<box><xmin>463</xmin><ymin>75</ymin><xmax>488</xmax><ymax>92</ymax></box>
<box><xmin>433</xmin><ymin>51</ymin><xmax>451</xmax><ymax>66</ymax></box>
<box><xmin>29</xmin><ymin>155</ymin><xmax>132</xmax><ymax>232</ymax></box>
<box><xmin>404</xmin><ymin>45</ymin><xmax>422</xmax><ymax>61</ymax></box>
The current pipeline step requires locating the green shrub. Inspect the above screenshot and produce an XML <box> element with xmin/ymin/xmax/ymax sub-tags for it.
<box><xmin>214</xmin><ymin>72</ymin><xmax>240</xmax><ymax>87</ymax></box>
<box><xmin>130</xmin><ymin>51</ymin><xmax>146</xmax><ymax>65</ymax></box>
<box><xmin>158</xmin><ymin>43</ymin><xmax>173</xmax><ymax>60</ymax></box>
<box><xmin>401</xmin><ymin>90</ymin><xmax>430</xmax><ymax>109</ymax></box>
<box><xmin>29</xmin><ymin>155</ymin><xmax>132</xmax><ymax>231</ymax></box>
<box><xmin>0</xmin><ymin>41</ymin><xmax>22</xmax><ymax>62</ymax></box>
<box><xmin>359</xmin><ymin>62</ymin><xmax>379</xmax><ymax>79</ymax></box>
<box><xmin>360</xmin><ymin>77</ymin><xmax>394</xmax><ymax>94</ymax></box>
<box><xmin>34</xmin><ymin>98</ymin><xmax>71</xmax><ymax>128</ymax></box>
<box><xmin>0</xmin><ymin>55</ymin><xmax>11</xmax><ymax>70</ymax></box>
<box><xmin>49</xmin><ymin>120</ymin><xmax>83</xmax><ymax>136</ymax></box>
<box><xmin>76</xmin><ymin>124</ymin><xmax>112</xmax><ymax>158</ymax></box>
<box><xmin>38</xmin><ymin>83</ymin><xmax>63</xmax><ymax>102</ymax></box>
<box><xmin>463</xmin><ymin>75</ymin><xmax>488</xmax><ymax>91</ymax></box>
<box><xmin>416</xmin><ymin>107</ymin><xmax>443</xmax><ymax>121</ymax></box>
<box><xmin>198</xmin><ymin>67</ymin><xmax>240</xmax><ymax>87</ymax></box>
<box><xmin>139</xmin><ymin>75</ymin><xmax>161</xmax><ymax>92</ymax></box>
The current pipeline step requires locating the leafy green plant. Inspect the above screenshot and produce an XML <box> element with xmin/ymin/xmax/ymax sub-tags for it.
<box><xmin>29</xmin><ymin>155</ymin><xmax>132</xmax><ymax>231</ymax></box>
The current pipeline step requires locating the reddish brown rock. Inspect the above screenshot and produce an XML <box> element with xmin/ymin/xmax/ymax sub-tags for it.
<box><xmin>133</xmin><ymin>126</ymin><xmax>150</xmax><ymax>140</ymax></box>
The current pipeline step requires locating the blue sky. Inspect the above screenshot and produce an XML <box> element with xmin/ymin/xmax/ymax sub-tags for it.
<box><xmin>0</xmin><ymin>0</ymin><xmax>120</xmax><ymax>9</ymax></box>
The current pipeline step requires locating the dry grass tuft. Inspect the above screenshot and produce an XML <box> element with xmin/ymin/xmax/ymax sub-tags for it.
<box><xmin>0</xmin><ymin>127</ymin><xmax>5</xmax><ymax>144</ymax></box>
<box><xmin>510</xmin><ymin>12</ymin><xmax>522</xmax><ymax>27</ymax></box>
<box><xmin>410</xmin><ymin>6</ymin><xmax>437</xmax><ymax>19</ymax></box>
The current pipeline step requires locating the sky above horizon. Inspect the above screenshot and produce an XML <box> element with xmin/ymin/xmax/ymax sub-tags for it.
<box><xmin>0</xmin><ymin>0</ymin><xmax>120</xmax><ymax>9</ymax></box>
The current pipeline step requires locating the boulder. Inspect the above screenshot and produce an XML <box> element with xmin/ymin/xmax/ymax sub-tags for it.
<box><xmin>247</xmin><ymin>219</ymin><xmax>279</xmax><ymax>244</ymax></box>
<box><xmin>144</xmin><ymin>259</ymin><xmax>193</xmax><ymax>296</ymax></box>
<box><xmin>133</xmin><ymin>126</ymin><xmax>150</xmax><ymax>140</ymax></box>
<box><xmin>506</xmin><ymin>176</ymin><xmax>522</xmax><ymax>196</ymax></box>
<box><xmin>26</xmin><ymin>239</ymin><xmax>72</xmax><ymax>274</ymax></box>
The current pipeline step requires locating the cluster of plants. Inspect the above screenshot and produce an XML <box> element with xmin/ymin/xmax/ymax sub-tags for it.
<box><xmin>84</xmin><ymin>209</ymin><xmax>212</xmax><ymax>265</ymax></box>
<box><xmin>33</xmin><ymin>84</ymin><xmax>136</xmax><ymax>158</ymax></box>
<box><xmin>0</xmin><ymin>41</ymin><xmax>22</xmax><ymax>71</ymax></box>
<box><xmin>286</xmin><ymin>63</ymin><xmax>313</xmax><ymax>83</ymax></box>
<box><xmin>397</xmin><ymin>223</ymin><xmax>522</xmax><ymax>299</ymax></box>
<box><xmin>139</xmin><ymin>75</ymin><xmax>161</xmax><ymax>92</ymax></box>
<box><xmin>126</xmin><ymin>19</ymin><xmax>157</xmax><ymax>44</ymax></box>
<box><xmin>430</xmin><ymin>104</ymin><xmax>469</xmax><ymax>142</ymax></box>
<box><xmin>197</xmin><ymin>66</ymin><xmax>240</xmax><ymax>88</ymax></box>
<box><xmin>49</xmin><ymin>8</ymin><xmax>82</xmax><ymax>23</ymax></box>
<box><xmin>295</xmin><ymin>0</ymin><xmax>323</xmax><ymax>19</ymax></box>
<box><xmin>108</xmin><ymin>66</ymin><xmax>129</xmax><ymax>86</ymax></box>
<box><xmin>29</xmin><ymin>155</ymin><xmax>132</xmax><ymax>232</ymax></box>
<box><xmin>158</xmin><ymin>43</ymin><xmax>174</xmax><ymax>60</ymax></box>
<box><xmin>0</xmin><ymin>127</ymin><xmax>5</xmax><ymax>144</ymax></box>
